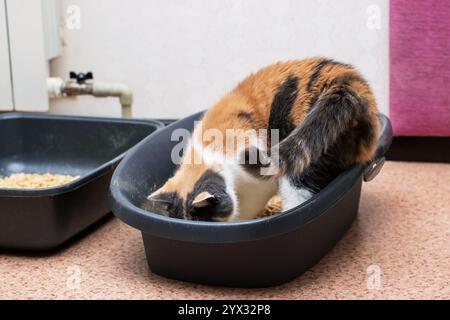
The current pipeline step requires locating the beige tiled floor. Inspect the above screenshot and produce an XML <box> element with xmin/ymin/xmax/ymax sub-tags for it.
<box><xmin>0</xmin><ymin>161</ymin><xmax>449</xmax><ymax>300</ymax></box>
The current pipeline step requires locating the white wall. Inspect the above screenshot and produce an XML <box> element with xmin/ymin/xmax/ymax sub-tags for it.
<box><xmin>50</xmin><ymin>0</ymin><xmax>389</xmax><ymax>118</ymax></box>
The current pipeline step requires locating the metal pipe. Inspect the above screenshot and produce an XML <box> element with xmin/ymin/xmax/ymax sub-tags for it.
<box><xmin>47</xmin><ymin>77</ymin><xmax>133</xmax><ymax>118</ymax></box>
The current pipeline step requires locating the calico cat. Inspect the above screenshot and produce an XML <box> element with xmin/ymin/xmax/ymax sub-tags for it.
<box><xmin>147</xmin><ymin>57</ymin><xmax>380</xmax><ymax>221</ymax></box>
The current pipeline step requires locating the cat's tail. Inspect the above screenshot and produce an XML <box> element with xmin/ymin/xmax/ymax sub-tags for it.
<box><xmin>272</xmin><ymin>85</ymin><xmax>377</xmax><ymax>177</ymax></box>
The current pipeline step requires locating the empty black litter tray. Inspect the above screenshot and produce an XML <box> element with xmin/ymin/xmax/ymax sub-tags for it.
<box><xmin>110</xmin><ymin>112</ymin><xmax>392</xmax><ymax>287</ymax></box>
<box><xmin>0</xmin><ymin>113</ymin><xmax>163</xmax><ymax>251</ymax></box>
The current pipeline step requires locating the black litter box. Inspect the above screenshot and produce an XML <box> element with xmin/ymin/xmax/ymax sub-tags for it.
<box><xmin>0</xmin><ymin>113</ymin><xmax>163</xmax><ymax>251</ymax></box>
<box><xmin>110</xmin><ymin>112</ymin><xmax>392</xmax><ymax>287</ymax></box>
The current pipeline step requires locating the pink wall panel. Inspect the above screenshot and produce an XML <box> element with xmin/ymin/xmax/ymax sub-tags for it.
<box><xmin>390</xmin><ymin>0</ymin><xmax>450</xmax><ymax>136</ymax></box>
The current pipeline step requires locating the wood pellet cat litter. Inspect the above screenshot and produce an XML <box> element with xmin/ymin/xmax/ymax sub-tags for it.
<box><xmin>0</xmin><ymin>173</ymin><xmax>79</xmax><ymax>189</ymax></box>
<box><xmin>256</xmin><ymin>195</ymin><xmax>283</xmax><ymax>218</ymax></box>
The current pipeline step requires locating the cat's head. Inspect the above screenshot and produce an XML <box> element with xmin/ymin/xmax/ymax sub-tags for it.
<box><xmin>146</xmin><ymin>165</ymin><xmax>236</xmax><ymax>222</ymax></box>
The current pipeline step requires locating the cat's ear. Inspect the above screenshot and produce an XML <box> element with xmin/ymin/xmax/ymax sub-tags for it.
<box><xmin>192</xmin><ymin>191</ymin><xmax>217</xmax><ymax>208</ymax></box>
<box><xmin>145</xmin><ymin>192</ymin><xmax>174</xmax><ymax>216</ymax></box>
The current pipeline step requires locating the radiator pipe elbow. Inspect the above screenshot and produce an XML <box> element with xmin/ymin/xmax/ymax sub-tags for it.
<box><xmin>47</xmin><ymin>77</ymin><xmax>133</xmax><ymax>118</ymax></box>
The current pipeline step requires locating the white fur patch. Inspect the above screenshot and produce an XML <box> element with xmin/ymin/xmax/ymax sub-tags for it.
<box><xmin>218</xmin><ymin>165</ymin><xmax>239</xmax><ymax>220</ymax></box>
<box><xmin>279</xmin><ymin>177</ymin><xmax>312</xmax><ymax>212</ymax></box>
<box><xmin>233</xmin><ymin>168</ymin><xmax>278</xmax><ymax>221</ymax></box>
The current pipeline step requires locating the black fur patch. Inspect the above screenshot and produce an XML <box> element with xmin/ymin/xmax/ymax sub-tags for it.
<box><xmin>278</xmin><ymin>86</ymin><xmax>374</xmax><ymax>178</ymax></box>
<box><xmin>307</xmin><ymin>58</ymin><xmax>335</xmax><ymax>92</ymax></box>
<box><xmin>307</xmin><ymin>60</ymin><xmax>355</xmax><ymax>111</ymax></box>
<box><xmin>289</xmin><ymin>128</ymin><xmax>359</xmax><ymax>194</ymax></box>
<box><xmin>268</xmin><ymin>75</ymin><xmax>299</xmax><ymax>142</ymax></box>
<box><xmin>185</xmin><ymin>170</ymin><xmax>234</xmax><ymax>221</ymax></box>
<box><xmin>237</xmin><ymin>111</ymin><xmax>255</xmax><ymax>123</ymax></box>
<box><xmin>289</xmin><ymin>93</ymin><xmax>374</xmax><ymax>194</ymax></box>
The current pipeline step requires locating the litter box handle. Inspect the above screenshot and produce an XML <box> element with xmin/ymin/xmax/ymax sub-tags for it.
<box><xmin>364</xmin><ymin>114</ymin><xmax>393</xmax><ymax>182</ymax></box>
<box><xmin>363</xmin><ymin>156</ymin><xmax>385</xmax><ymax>182</ymax></box>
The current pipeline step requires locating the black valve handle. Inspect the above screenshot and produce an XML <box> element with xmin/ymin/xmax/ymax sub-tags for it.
<box><xmin>69</xmin><ymin>71</ymin><xmax>94</xmax><ymax>84</ymax></box>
